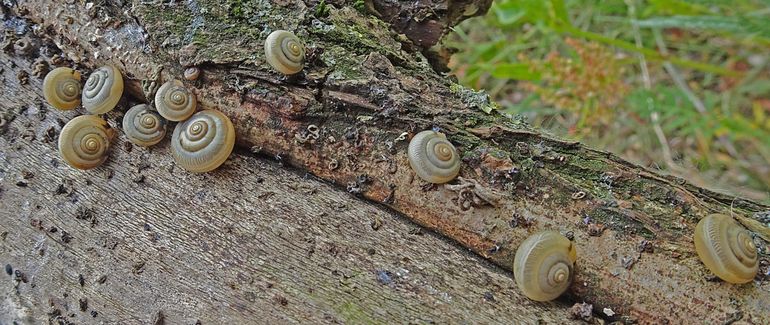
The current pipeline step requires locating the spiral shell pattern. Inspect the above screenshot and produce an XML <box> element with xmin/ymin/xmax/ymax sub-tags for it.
<box><xmin>171</xmin><ymin>110</ymin><xmax>235</xmax><ymax>173</ymax></box>
<box><xmin>82</xmin><ymin>65</ymin><xmax>124</xmax><ymax>114</ymax></box>
<box><xmin>407</xmin><ymin>130</ymin><xmax>461</xmax><ymax>184</ymax></box>
<box><xmin>58</xmin><ymin>115</ymin><xmax>115</xmax><ymax>170</ymax></box>
<box><xmin>694</xmin><ymin>214</ymin><xmax>758</xmax><ymax>284</ymax></box>
<box><xmin>513</xmin><ymin>231</ymin><xmax>577</xmax><ymax>301</ymax></box>
<box><xmin>43</xmin><ymin>67</ymin><xmax>82</xmax><ymax>110</ymax></box>
<box><xmin>264</xmin><ymin>30</ymin><xmax>306</xmax><ymax>75</ymax></box>
<box><xmin>155</xmin><ymin>80</ymin><xmax>197</xmax><ymax>121</ymax></box>
<box><xmin>123</xmin><ymin>104</ymin><xmax>167</xmax><ymax>147</ymax></box>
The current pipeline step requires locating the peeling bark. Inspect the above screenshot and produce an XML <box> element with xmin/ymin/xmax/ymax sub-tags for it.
<box><xmin>2</xmin><ymin>1</ymin><xmax>769</xmax><ymax>323</ymax></box>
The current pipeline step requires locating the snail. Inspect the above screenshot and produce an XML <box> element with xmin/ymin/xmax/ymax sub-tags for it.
<box><xmin>58</xmin><ymin>115</ymin><xmax>115</xmax><ymax>170</ymax></box>
<box><xmin>694</xmin><ymin>214</ymin><xmax>758</xmax><ymax>284</ymax></box>
<box><xmin>122</xmin><ymin>104</ymin><xmax>166</xmax><ymax>147</ymax></box>
<box><xmin>184</xmin><ymin>67</ymin><xmax>200</xmax><ymax>81</ymax></box>
<box><xmin>43</xmin><ymin>67</ymin><xmax>82</xmax><ymax>110</ymax></box>
<box><xmin>171</xmin><ymin>109</ymin><xmax>235</xmax><ymax>173</ymax></box>
<box><xmin>82</xmin><ymin>65</ymin><xmax>124</xmax><ymax>114</ymax></box>
<box><xmin>264</xmin><ymin>30</ymin><xmax>305</xmax><ymax>75</ymax></box>
<box><xmin>155</xmin><ymin>79</ymin><xmax>197</xmax><ymax>121</ymax></box>
<box><xmin>513</xmin><ymin>231</ymin><xmax>577</xmax><ymax>301</ymax></box>
<box><xmin>407</xmin><ymin>130</ymin><xmax>461</xmax><ymax>184</ymax></box>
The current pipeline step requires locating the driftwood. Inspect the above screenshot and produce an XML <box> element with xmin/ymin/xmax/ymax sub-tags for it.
<box><xmin>1</xmin><ymin>0</ymin><xmax>769</xmax><ymax>323</ymax></box>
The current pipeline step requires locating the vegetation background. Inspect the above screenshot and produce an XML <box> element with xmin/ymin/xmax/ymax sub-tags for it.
<box><xmin>448</xmin><ymin>0</ymin><xmax>770</xmax><ymax>203</ymax></box>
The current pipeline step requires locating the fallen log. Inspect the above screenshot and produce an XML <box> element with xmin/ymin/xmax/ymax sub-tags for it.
<box><xmin>2</xmin><ymin>1</ymin><xmax>769</xmax><ymax>323</ymax></box>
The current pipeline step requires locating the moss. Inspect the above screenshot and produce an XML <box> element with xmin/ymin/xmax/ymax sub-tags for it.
<box><xmin>315</xmin><ymin>0</ymin><xmax>331</xmax><ymax>18</ymax></box>
<box><xmin>353</xmin><ymin>0</ymin><xmax>366</xmax><ymax>13</ymax></box>
<box><xmin>333</xmin><ymin>301</ymin><xmax>379</xmax><ymax>324</ymax></box>
<box><xmin>449</xmin><ymin>83</ymin><xmax>500</xmax><ymax>114</ymax></box>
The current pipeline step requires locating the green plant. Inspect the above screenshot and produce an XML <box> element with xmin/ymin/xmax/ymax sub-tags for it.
<box><xmin>448</xmin><ymin>0</ymin><xmax>770</xmax><ymax>202</ymax></box>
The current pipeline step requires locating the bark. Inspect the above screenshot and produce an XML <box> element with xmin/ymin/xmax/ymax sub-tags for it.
<box><xmin>2</xmin><ymin>1</ymin><xmax>769</xmax><ymax>324</ymax></box>
<box><xmin>0</xmin><ymin>70</ymin><xmax>575</xmax><ymax>323</ymax></box>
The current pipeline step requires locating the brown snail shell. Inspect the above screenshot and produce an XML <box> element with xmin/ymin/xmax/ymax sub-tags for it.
<box><xmin>694</xmin><ymin>214</ymin><xmax>758</xmax><ymax>284</ymax></box>
<box><xmin>43</xmin><ymin>67</ymin><xmax>82</xmax><ymax>110</ymax></box>
<box><xmin>407</xmin><ymin>130</ymin><xmax>461</xmax><ymax>184</ymax></box>
<box><xmin>264</xmin><ymin>30</ymin><xmax>305</xmax><ymax>75</ymax></box>
<box><xmin>82</xmin><ymin>65</ymin><xmax>124</xmax><ymax>114</ymax></box>
<box><xmin>184</xmin><ymin>67</ymin><xmax>200</xmax><ymax>81</ymax></box>
<box><xmin>513</xmin><ymin>231</ymin><xmax>577</xmax><ymax>301</ymax></box>
<box><xmin>155</xmin><ymin>79</ymin><xmax>197</xmax><ymax>121</ymax></box>
<box><xmin>171</xmin><ymin>109</ymin><xmax>235</xmax><ymax>173</ymax></box>
<box><xmin>58</xmin><ymin>115</ymin><xmax>115</xmax><ymax>170</ymax></box>
<box><xmin>122</xmin><ymin>104</ymin><xmax>166</xmax><ymax>147</ymax></box>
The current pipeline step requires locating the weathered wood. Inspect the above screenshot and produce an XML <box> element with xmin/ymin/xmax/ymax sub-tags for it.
<box><xmin>0</xmin><ymin>55</ymin><xmax>580</xmax><ymax>324</ymax></box>
<box><xmin>2</xmin><ymin>0</ymin><xmax>770</xmax><ymax>323</ymax></box>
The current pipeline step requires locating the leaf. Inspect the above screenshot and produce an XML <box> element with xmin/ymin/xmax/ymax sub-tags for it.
<box><xmin>643</xmin><ymin>0</ymin><xmax>711</xmax><ymax>16</ymax></box>
<box><xmin>492</xmin><ymin>0</ymin><xmax>569</xmax><ymax>27</ymax></box>
<box><xmin>633</xmin><ymin>15</ymin><xmax>770</xmax><ymax>39</ymax></box>
<box><xmin>488</xmin><ymin>63</ymin><xmax>541</xmax><ymax>81</ymax></box>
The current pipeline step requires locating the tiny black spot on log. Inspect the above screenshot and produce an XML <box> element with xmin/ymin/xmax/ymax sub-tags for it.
<box><xmin>78</xmin><ymin>298</ymin><xmax>88</xmax><ymax>311</ymax></box>
<box><xmin>151</xmin><ymin>310</ymin><xmax>164</xmax><ymax>325</ymax></box>
<box><xmin>78</xmin><ymin>274</ymin><xmax>85</xmax><ymax>286</ymax></box>
<box><xmin>4</xmin><ymin>264</ymin><xmax>12</xmax><ymax>276</ymax></box>
<box><xmin>61</xmin><ymin>230</ymin><xmax>73</xmax><ymax>243</ymax></box>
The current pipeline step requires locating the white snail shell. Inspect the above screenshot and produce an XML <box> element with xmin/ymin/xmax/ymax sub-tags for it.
<box><xmin>171</xmin><ymin>109</ymin><xmax>236</xmax><ymax>173</ymax></box>
<box><xmin>155</xmin><ymin>79</ymin><xmax>197</xmax><ymax>121</ymax></box>
<box><xmin>43</xmin><ymin>67</ymin><xmax>82</xmax><ymax>110</ymax></box>
<box><xmin>58</xmin><ymin>115</ymin><xmax>115</xmax><ymax>170</ymax></box>
<box><xmin>264</xmin><ymin>30</ymin><xmax>306</xmax><ymax>75</ymax></box>
<box><xmin>694</xmin><ymin>214</ymin><xmax>758</xmax><ymax>284</ymax></box>
<box><xmin>82</xmin><ymin>65</ymin><xmax>124</xmax><ymax>114</ymax></box>
<box><xmin>407</xmin><ymin>130</ymin><xmax>461</xmax><ymax>184</ymax></box>
<box><xmin>513</xmin><ymin>231</ymin><xmax>577</xmax><ymax>301</ymax></box>
<box><xmin>122</xmin><ymin>104</ymin><xmax>167</xmax><ymax>147</ymax></box>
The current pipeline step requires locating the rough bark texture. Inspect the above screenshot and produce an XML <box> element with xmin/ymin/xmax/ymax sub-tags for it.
<box><xmin>0</xmin><ymin>67</ymin><xmax>577</xmax><ymax>323</ymax></box>
<box><xmin>1</xmin><ymin>1</ymin><xmax>769</xmax><ymax>324</ymax></box>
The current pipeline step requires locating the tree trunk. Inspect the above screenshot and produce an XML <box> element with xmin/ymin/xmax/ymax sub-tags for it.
<box><xmin>1</xmin><ymin>1</ymin><xmax>769</xmax><ymax>324</ymax></box>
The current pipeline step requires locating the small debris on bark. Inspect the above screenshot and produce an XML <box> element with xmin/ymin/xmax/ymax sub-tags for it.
<box><xmin>274</xmin><ymin>295</ymin><xmax>289</xmax><ymax>307</ymax></box>
<box><xmin>79</xmin><ymin>298</ymin><xmax>88</xmax><ymax>311</ymax></box>
<box><xmin>61</xmin><ymin>230</ymin><xmax>73</xmax><ymax>243</ymax></box>
<box><xmin>370</xmin><ymin>218</ymin><xmax>382</xmax><ymax>230</ymax></box>
<box><xmin>569</xmin><ymin>302</ymin><xmax>593</xmax><ymax>322</ymax></box>
<box><xmin>4</xmin><ymin>264</ymin><xmax>12</xmax><ymax>276</ymax></box>
<box><xmin>151</xmin><ymin>310</ymin><xmax>165</xmax><ymax>325</ymax></box>
<box><xmin>376</xmin><ymin>269</ymin><xmax>393</xmax><ymax>285</ymax></box>
<box><xmin>78</xmin><ymin>274</ymin><xmax>85</xmax><ymax>286</ymax></box>
<box><xmin>133</xmin><ymin>261</ymin><xmax>146</xmax><ymax>275</ymax></box>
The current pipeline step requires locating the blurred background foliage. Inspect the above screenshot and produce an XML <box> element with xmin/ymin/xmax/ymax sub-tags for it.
<box><xmin>447</xmin><ymin>0</ymin><xmax>770</xmax><ymax>203</ymax></box>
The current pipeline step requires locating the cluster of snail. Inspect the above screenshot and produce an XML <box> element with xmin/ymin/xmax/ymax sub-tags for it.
<box><xmin>41</xmin><ymin>28</ymin><xmax>307</xmax><ymax>172</ymax></box>
<box><xmin>43</xmin><ymin>65</ymin><xmax>235</xmax><ymax>173</ymax></box>
<box><xmin>405</xmin><ymin>130</ymin><xmax>760</xmax><ymax>301</ymax></box>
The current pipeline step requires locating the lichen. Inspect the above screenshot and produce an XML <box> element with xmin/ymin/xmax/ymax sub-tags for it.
<box><xmin>449</xmin><ymin>83</ymin><xmax>501</xmax><ymax>114</ymax></box>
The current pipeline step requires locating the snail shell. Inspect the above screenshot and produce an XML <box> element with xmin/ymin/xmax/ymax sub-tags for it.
<box><xmin>43</xmin><ymin>67</ymin><xmax>82</xmax><ymax>110</ymax></box>
<box><xmin>171</xmin><ymin>109</ymin><xmax>235</xmax><ymax>173</ymax></box>
<box><xmin>82</xmin><ymin>65</ymin><xmax>124</xmax><ymax>114</ymax></box>
<box><xmin>155</xmin><ymin>79</ymin><xmax>197</xmax><ymax>121</ymax></box>
<box><xmin>513</xmin><ymin>231</ymin><xmax>577</xmax><ymax>301</ymax></box>
<box><xmin>58</xmin><ymin>115</ymin><xmax>115</xmax><ymax>170</ymax></box>
<box><xmin>407</xmin><ymin>130</ymin><xmax>461</xmax><ymax>184</ymax></box>
<box><xmin>694</xmin><ymin>214</ymin><xmax>758</xmax><ymax>284</ymax></box>
<box><xmin>264</xmin><ymin>30</ymin><xmax>305</xmax><ymax>75</ymax></box>
<box><xmin>184</xmin><ymin>67</ymin><xmax>200</xmax><ymax>81</ymax></box>
<box><xmin>122</xmin><ymin>104</ymin><xmax>167</xmax><ymax>147</ymax></box>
